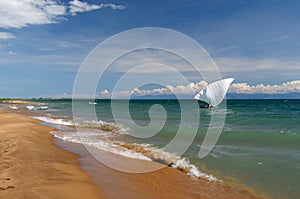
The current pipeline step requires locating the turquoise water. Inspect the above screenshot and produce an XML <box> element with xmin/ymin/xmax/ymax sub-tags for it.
<box><xmin>29</xmin><ymin>99</ymin><xmax>300</xmax><ymax>199</ymax></box>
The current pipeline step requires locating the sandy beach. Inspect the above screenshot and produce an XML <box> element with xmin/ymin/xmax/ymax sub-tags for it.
<box><xmin>0</xmin><ymin>109</ymin><xmax>101</xmax><ymax>199</ymax></box>
<box><xmin>0</xmin><ymin>106</ymin><xmax>269</xmax><ymax>199</ymax></box>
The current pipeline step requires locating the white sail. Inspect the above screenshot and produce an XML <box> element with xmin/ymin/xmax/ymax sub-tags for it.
<box><xmin>194</xmin><ymin>78</ymin><xmax>234</xmax><ymax>106</ymax></box>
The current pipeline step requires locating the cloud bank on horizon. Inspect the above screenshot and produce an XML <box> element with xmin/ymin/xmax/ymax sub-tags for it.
<box><xmin>98</xmin><ymin>80</ymin><xmax>300</xmax><ymax>99</ymax></box>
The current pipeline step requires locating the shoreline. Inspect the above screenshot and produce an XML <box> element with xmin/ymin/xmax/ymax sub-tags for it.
<box><xmin>56</xmin><ymin>139</ymin><xmax>269</xmax><ymax>199</ymax></box>
<box><xmin>1</xmin><ymin>104</ymin><xmax>270</xmax><ymax>198</ymax></box>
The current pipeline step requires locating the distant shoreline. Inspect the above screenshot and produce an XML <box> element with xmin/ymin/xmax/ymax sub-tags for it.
<box><xmin>1</xmin><ymin>98</ymin><xmax>300</xmax><ymax>102</ymax></box>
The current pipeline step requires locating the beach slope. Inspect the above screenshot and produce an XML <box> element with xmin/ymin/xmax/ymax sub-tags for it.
<box><xmin>0</xmin><ymin>110</ymin><xmax>100</xmax><ymax>199</ymax></box>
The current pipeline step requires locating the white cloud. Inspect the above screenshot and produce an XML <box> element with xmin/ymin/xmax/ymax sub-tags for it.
<box><xmin>0</xmin><ymin>0</ymin><xmax>67</xmax><ymax>29</ymax></box>
<box><xmin>0</xmin><ymin>32</ymin><xmax>16</xmax><ymax>40</ymax></box>
<box><xmin>44</xmin><ymin>3</ymin><xmax>68</xmax><ymax>16</ymax></box>
<box><xmin>0</xmin><ymin>0</ymin><xmax>125</xmax><ymax>29</ymax></box>
<box><xmin>69</xmin><ymin>0</ymin><xmax>125</xmax><ymax>16</ymax></box>
<box><xmin>103</xmin><ymin>3</ymin><xmax>125</xmax><ymax>10</ymax></box>
<box><xmin>100</xmin><ymin>80</ymin><xmax>300</xmax><ymax>98</ymax></box>
<box><xmin>100</xmin><ymin>81</ymin><xmax>208</xmax><ymax>98</ymax></box>
<box><xmin>101</xmin><ymin>89</ymin><xmax>109</xmax><ymax>95</ymax></box>
<box><xmin>69</xmin><ymin>0</ymin><xmax>101</xmax><ymax>15</ymax></box>
<box><xmin>229</xmin><ymin>80</ymin><xmax>300</xmax><ymax>94</ymax></box>
<box><xmin>8</xmin><ymin>51</ymin><xmax>17</xmax><ymax>55</ymax></box>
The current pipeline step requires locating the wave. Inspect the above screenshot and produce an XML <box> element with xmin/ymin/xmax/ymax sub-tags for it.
<box><xmin>36</xmin><ymin>106</ymin><xmax>49</xmax><ymax>110</ymax></box>
<box><xmin>75</xmin><ymin>120</ymin><xmax>121</xmax><ymax>132</ymax></box>
<box><xmin>26</xmin><ymin>105</ymin><xmax>35</xmax><ymax>110</ymax></box>
<box><xmin>26</xmin><ymin>105</ymin><xmax>48</xmax><ymax>110</ymax></box>
<box><xmin>33</xmin><ymin>115</ymin><xmax>218</xmax><ymax>181</ymax></box>
<box><xmin>116</xmin><ymin>142</ymin><xmax>218</xmax><ymax>180</ymax></box>
<box><xmin>33</xmin><ymin>116</ymin><xmax>74</xmax><ymax>126</ymax></box>
<box><xmin>9</xmin><ymin>106</ymin><xmax>18</xmax><ymax>110</ymax></box>
<box><xmin>51</xmin><ymin>130</ymin><xmax>218</xmax><ymax>181</ymax></box>
<box><xmin>32</xmin><ymin>116</ymin><xmax>123</xmax><ymax>132</ymax></box>
<box><xmin>51</xmin><ymin>130</ymin><xmax>151</xmax><ymax>161</ymax></box>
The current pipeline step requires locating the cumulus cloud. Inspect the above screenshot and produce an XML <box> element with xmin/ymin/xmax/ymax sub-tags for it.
<box><xmin>229</xmin><ymin>80</ymin><xmax>300</xmax><ymax>94</ymax></box>
<box><xmin>69</xmin><ymin>0</ymin><xmax>101</xmax><ymax>15</ymax></box>
<box><xmin>69</xmin><ymin>0</ymin><xmax>125</xmax><ymax>16</ymax></box>
<box><xmin>0</xmin><ymin>0</ymin><xmax>66</xmax><ymax>29</ymax></box>
<box><xmin>101</xmin><ymin>89</ymin><xmax>110</xmax><ymax>95</ymax></box>
<box><xmin>100</xmin><ymin>81</ymin><xmax>208</xmax><ymax>98</ymax></box>
<box><xmin>0</xmin><ymin>0</ymin><xmax>125</xmax><ymax>29</ymax></box>
<box><xmin>100</xmin><ymin>80</ymin><xmax>300</xmax><ymax>98</ymax></box>
<box><xmin>0</xmin><ymin>32</ymin><xmax>17</xmax><ymax>40</ymax></box>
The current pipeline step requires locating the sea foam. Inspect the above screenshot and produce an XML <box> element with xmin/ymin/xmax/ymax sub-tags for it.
<box><xmin>9</xmin><ymin>106</ymin><xmax>18</xmax><ymax>110</ymax></box>
<box><xmin>32</xmin><ymin>116</ymin><xmax>122</xmax><ymax>132</ymax></box>
<box><xmin>33</xmin><ymin>116</ymin><xmax>74</xmax><ymax>126</ymax></box>
<box><xmin>34</xmin><ymin>115</ymin><xmax>218</xmax><ymax>182</ymax></box>
<box><xmin>51</xmin><ymin>129</ymin><xmax>218</xmax><ymax>181</ymax></box>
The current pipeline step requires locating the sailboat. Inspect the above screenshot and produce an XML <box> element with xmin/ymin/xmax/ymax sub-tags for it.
<box><xmin>194</xmin><ymin>78</ymin><xmax>234</xmax><ymax>108</ymax></box>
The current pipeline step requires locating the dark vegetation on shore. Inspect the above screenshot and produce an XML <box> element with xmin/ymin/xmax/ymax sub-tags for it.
<box><xmin>0</xmin><ymin>98</ymin><xmax>11</xmax><ymax>102</ymax></box>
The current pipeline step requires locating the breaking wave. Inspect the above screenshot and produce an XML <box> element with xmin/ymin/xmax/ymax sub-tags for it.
<box><xmin>26</xmin><ymin>105</ymin><xmax>49</xmax><ymax>110</ymax></box>
<box><xmin>33</xmin><ymin>115</ymin><xmax>218</xmax><ymax>181</ymax></box>
<box><xmin>51</xmin><ymin>130</ymin><xmax>217</xmax><ymax>181</ymax></box>
<box><xmin>32</xmin><ymin>116</ymin><xmax>122</xmax><ymax>132</ymax></box>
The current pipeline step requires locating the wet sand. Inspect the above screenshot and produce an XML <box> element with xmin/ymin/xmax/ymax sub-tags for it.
<box><xmin>0</xmin><ymin>107</ymin><xmax>269</xmax><ymax>199</ymax></box>
<box><xmin>57</xmin><ymin>139</ymin><xmax>269</xmax><ymax>199</ymax></box>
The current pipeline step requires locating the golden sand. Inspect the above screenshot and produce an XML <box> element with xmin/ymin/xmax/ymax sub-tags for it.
<box><xmin>0</xmin><ymin>110</ymin><xmax>101</xmax><ymax>199</ymax></box>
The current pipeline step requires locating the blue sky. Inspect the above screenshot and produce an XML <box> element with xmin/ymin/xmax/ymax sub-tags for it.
<box><xmin>0</xmin><ymin>0</ymin><xmax>300</xmax><ymax>98</ymax></box>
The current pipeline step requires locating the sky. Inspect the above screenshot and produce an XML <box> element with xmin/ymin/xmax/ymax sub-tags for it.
<box><xmin>0</xmin><ymin>0</ymin><xmax>300</xmax><ymax>98</ymax></box>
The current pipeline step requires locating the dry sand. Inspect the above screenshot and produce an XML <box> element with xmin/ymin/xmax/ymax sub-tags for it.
<box><xmin>0</xmin><ymin>108</ymin><xmax>269</xmax><ymax>199</ymax></box>
<box><xmin>0</xmin><ymin>110</ymin><xmax>101</xmax><ymax>199</ymax></box>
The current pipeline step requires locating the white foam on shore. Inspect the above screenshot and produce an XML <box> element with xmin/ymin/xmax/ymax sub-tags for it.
<box><xmin>34</xmin><ymin>115</ymin><xmax>218</xmax><ymax>182</ymax></box>
<box><xmin>33</xmin><ymin>116</ymin><xmax>74</xmax><ymax>126</ymax></box>
<box><xmin>51</xmin><ymin>129</ymin><xmax>218</xmax><ymax>182</ymax></box>
<box><xmin>32</xmin><ymin>116</ymin><xmax>123</xmax><ymax>132</ymax></box>
<box><xmin>142</xmin><ymin>147</ymin><xmax>218</xmax><ymax>181</ymax></box>
<box><xmin>171</xmin><ymin>158</ymin><xmax>217</xmax><ymax>181</ymax></box>
<box><xmin>26</xmin><ymin>105</ymin><xmax>49</xmax><ymax>110</ymax></box>
<box><xmin>51</xmin><ymin>131</ymin><xmax>151</xmax><ymax>161</ymax></box>
<box><xmin>9</xmin><ymin>106</ymin><xmax>18</xmax><ymax>110</ymax></box>
<box><xmin>26</xmin><ymin>105</ymin><xmax>35</xmax><ymax>110</ymax></box>
<box><xmin>36</xmin><ymin>106</ymin><xmax>48</xmax><ymax>110</ymax></box>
